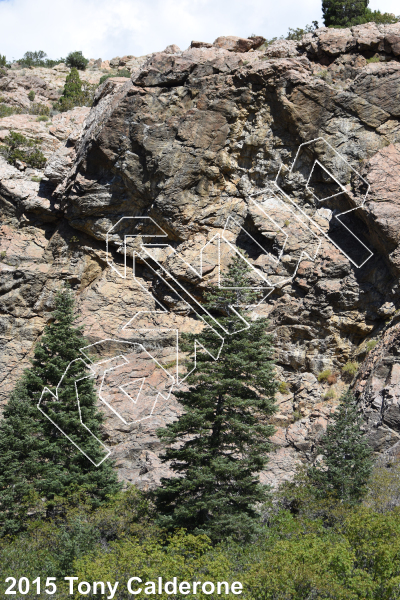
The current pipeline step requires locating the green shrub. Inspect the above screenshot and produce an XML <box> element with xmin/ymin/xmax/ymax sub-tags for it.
<box><xmin>99</xmin><ymin>68</ymin><xmax>131</xmax><ymax>85</ymax></box>
<box><xmin>366</xmin><ymin>340</ymin><xmax>378</xmax><ymax>352</ymax></box>
<box><xmin>286</xmin><ymin>21</ymin><xmax>319</xmax><ymax>40</ymax></box>
<box><xmin>66</xmin><ymin>51</ymin><xmax>89</xmax><ymax>71</ymax></box>
<box><xmin>317</xmin><ymin>70</ymin><xmax>330</xmax><ymax>81</ymax></box>
<box><xmin>17</xmin><ymin>50</ymin><xmax>65</xmax><ymax>68</ymax></box>
<box><xmin>31</xmin><ymin>176</ymin><xmax>42</xmax><ymax>182</ymax></box>
<box><xmin>0</xmin><ymin>251</ymin><xmax>6</xmax><ymax>260</ymax></box>
<box><xmin>323</xmin><ymin>388</ymin><xmax>336</xmax><ymax>400</ymax></box>
<box><xmin>36</xmin><ymin>115</ymin><xmax>49</xmax><ymax>122</ymax></box>
<box><xmin>0</xmin><ymin>131</ymin><xmax>47</xmax><ymax>169</ymax></box>
<box><xmin>318</xmin><ymin>369</ymin><xmax>331</xmax><ymax>382</ymax></box>
<box><xmin>0</xmin><ymin>54</ymin><xmax>6</xmax><ymax>67</ymax></box>
<box><xmin>361</xmin><ymin>8</ymin><xmax>400</xmax><ymax>24</ymax></box>
<box><xmin>28</xmin><ymin>90</ymin><xmax>35</xmax><ymax>101</ymax></box>
<box><xmin>54</xmin><ymin>68</ymin><xmax>96</xmax><ymax>112</ymax></box>
<box><xmin>278</xmin><ymin>381</ymin><xmax>290</xmax><ymax>394</ymax></box>
<box><xmin>29</xmin><ymin>102</ymin><xmax>50</xmax><ymax>116</ymax></box>
<box><xmin>0</xmin><ymin>104</ymin><xmax>23</xmax><ymax>118</ymax></box>
<box><xmin>342</xmin><ymin>361</ymin><xmax>358</xmax><ymax>378</ymax></box>
<box><xmin>292</xmin><ymin>410</ymin><xmax>302</xmax><ymax>422</ymax></box>
<box><xmin>366</xmin><ymin>55</ymin><xmax>380</xmax><ymax>64</ymax></box>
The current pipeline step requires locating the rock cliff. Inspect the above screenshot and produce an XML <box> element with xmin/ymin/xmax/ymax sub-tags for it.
<box><xmin>1</xmin><ymin>24</ymin><xmax>400</xmax><ymax>488</ymax></box>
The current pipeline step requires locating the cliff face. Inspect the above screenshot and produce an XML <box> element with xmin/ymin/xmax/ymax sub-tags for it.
<box><xmin>1</xmin><ymin>24</ymin><xmax>400</xmax><ymax>488</ymax></box>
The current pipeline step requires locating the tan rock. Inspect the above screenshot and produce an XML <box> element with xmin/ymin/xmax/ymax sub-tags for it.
<box><xmin>213</xmin><ymin>35</ymin><xmax>265</xmax><ymax>52</ymax></box>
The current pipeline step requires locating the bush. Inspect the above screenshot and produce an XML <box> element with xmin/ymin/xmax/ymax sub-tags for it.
<box><xmin>286</xmin><ymin>21</ymin><xmax>319</xmax><ymax>40</ymax></box>
<box><xmin>0</xmin><ymin>104</ymin><xmax>23</xmax><ymax>118</ymax></box>
<box><xmin>278</xmin><ymin>381</ymin><xmax>290</xmax><ymax>394</ymax></box>
<box><xmin>366</xmin><ymin>340</ymin><xmax>378</xmax><ymax>352</ymax></box>
<box><xmin>292</xmin><ymin>410</ymin><xmax>302</xmax><ymax>422</ymax></box>
<box><xmin>54</xmin><ymin>67</ymin><xmax>97</xmax><ymax>112</ymax></box>
<box><xmin>0</xmin><ymin>54</ymin><xmax>6</xmax><ymax>67</ymax></box>
<box><xmin>28</xmin><ymin>90</ymin><xmax>35</xmax><ymax>101</ymax></box>
<box><xmin>29</xmin><ymin>102</ymin><xmax>50</xmax><ymax>116</ymax></box>
<box><xmin>323</xmin><ymin>388</ymin><xmax>336</xmax><ymax>400</ymax></box>
<box><xmin>0</xmin><ymin>102</ymin><xmax>50</xmax><ymax>118</ymax></box>
<box><xmin>318</xmin><ymin>369</ymin><xmax>331</xmax><ymax>382</ymax></box>
<box><xmin>66</xmin><ymin>51</ymin><xmax>89</xmax><ymax>71</ymax></box>
<box><xmin>342</xmin><ymin>361</ymin><xmax>358</xmax><ymax>378</ymax></box>
<box><xmin>0</xmin><ymin>131</ymin><xmax>47</xmax><ymax>169</ymax></box>
<box><xmin>327</xmin><ymin>373</ymin><xmax>337</xmax><ymax>385</ymax></box>
<box><xmin>17</xmin><ymin>50</ymin><xmax>65</xmax><ymax>68</ymax></box>
<box><xmin>36</xmin><ymin>115</ymin><xmax>49</xmax><ymax>122</ymax></box>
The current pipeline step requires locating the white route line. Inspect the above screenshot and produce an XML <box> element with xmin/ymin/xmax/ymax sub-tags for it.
<box><xmin>37</xmin><ymin>358</ymin><xmax>111</xmax><ymax>467</ymax></box>
<box><xmin>39</xmin><ymin>137</ymin><xmax>375</xmax><ymax>465</ymax></box>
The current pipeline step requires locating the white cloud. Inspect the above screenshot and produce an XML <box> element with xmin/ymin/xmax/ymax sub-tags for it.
<box><xmin>0</xmin><ymin>0</ymin><xmax>398</xmax><ymax>62</ymax></box>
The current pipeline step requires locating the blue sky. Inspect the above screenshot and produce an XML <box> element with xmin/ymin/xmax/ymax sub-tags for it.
<box><xmin>0</xmin><ymin>0</ymin><xmax>398</xmax><ymax>61</ymax></box>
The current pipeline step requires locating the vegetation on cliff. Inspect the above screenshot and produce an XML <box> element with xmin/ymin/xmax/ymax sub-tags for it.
<box><xmin>308</xmin><ymin>389</ymin><xmax>373</xmax><ymax>504</ymax></box>
<box><xmin>322</xmin><ymin>0</ymin><xmax>399</xmax><ymax>26</ymax></box>
<box><xmin>155</xmin><ymin>255</ymin><xmax>278</xmax><ymax>542</ymax></box>
<box><xmin>0</xmin><ymin>286</ymin><xmax>121</xmax><ymax>536</ymax></box>
<box><xmin>0</xmin><ymin>131</ymin><xmax>47</xmax><ymax>169</ymax></box>
<box><xmin>54</xmin><ymin>67</ymin><xmax>97</xmax><ymax>112</ymax></box>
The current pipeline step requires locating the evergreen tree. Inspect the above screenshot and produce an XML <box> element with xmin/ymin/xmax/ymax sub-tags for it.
<box><xmin>322</xmin><ymin>0</ymin><xmax>369</xmax><ymax>26</ymax></box>
<box><xmin>308</xmin><ymin>389</ymin><xmax>373</xmax><ymax>504</ymax></box>
<box><xmin>155</xmin><ymin>254</ymin><xmax>278</xmax><ymax>542</ymax></box>
<box><xmin>55</xmin><ymin>68</ymin><xmax>96</xmax><ymax>112</ymax></box>
<box><xmin>0</xmin><ymin>286</ymin><xmax>121</xmax><ymax>536</ymax></box>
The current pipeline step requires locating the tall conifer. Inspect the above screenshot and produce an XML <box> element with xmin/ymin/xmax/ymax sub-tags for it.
<box><xmin>0</xmin><ymin>286</ymin><xmax>120</xmax><ymax>536</ymax></box>
<box><xmin>322</xmin><ymin>0</ymin><xmax>369</xmax><ymax>26</ymax></box>
<box><xmin>308</xmin><ymin>389</ymin><xmax>373</xmax><ymax>503</ymax></box>
<box><xmin>155</xmin><ymin>254</ymin><xmax>278</xmax><ymax>542</ymax></box>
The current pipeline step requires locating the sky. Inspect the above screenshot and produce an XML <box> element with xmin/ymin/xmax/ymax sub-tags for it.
<box><xmin>0</xmin><ymin>0</ymin><xmax>398</xmax><ymax>62</ymax></box>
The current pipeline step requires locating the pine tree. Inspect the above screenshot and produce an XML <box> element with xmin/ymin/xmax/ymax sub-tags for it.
<box><xmin>155</xmin><ymin>254</ymin><xmax>278</xmax><ymax>542</ymax></box>
<box><xmin>322</xmin><ymin>0</ymin><xmax>369</xmax><ymax>26</ymax></box>
<box><xmin>55</xmin><ymin>67</ymin><xmax>96</xmax><ymax>112</ymax></box>
<box><xmin>308</xmin><ymin>389</ymin><xmax>373</xmax><ymax>504</ymax></box>
<box><xmin>0</xmin><ymin>286</ymin><xmax>121</xmax><ymax>536</ymax></box>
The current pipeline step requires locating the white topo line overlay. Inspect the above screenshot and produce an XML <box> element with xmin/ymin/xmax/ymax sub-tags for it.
<box><xmin>39</xmin><ymin>137</ymin><xmax>373</xmax><ymax>465</ymax></box>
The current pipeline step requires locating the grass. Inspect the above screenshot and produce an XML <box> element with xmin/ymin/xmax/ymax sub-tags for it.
<box><xmin>318</xmin><ymin>369</ymin><xmax>331</xmax><ymax>383</ymax></box>
<box><xmin>155</xmin><ymin>359</ymin><xmax>177</xmax><ymax>370</ymax></box>
<box><xmin>0</xmin><ymin>102</ymin><xmax>50</xmax><ymax>118</ymax></box>
<box><xmin>283</xmin><ymin>219</ymin><xmax>290</xmax><ymax>227</ymax></box>
<box><xmin>292</xmin><ymin>410</ymin><xmax>302</xmax><ymax>422</ymax></box>
<box><xmin>342</xmin><ymin>361</ymin><xmax>359</xmax><ymax>378</ymax></box>
<box><xmin>323</xmin><ymin>388</ymin><xmax>336</xmax><ymax>400</ymax></box>
<box><xmin>316</xmin><ymin>70</ymin><xmax>329</xmax><ymax>80</ymax></box>
<box><xmin>31</xmin><ymin>176</ymin><xmax>42</xmax><ymax>182</ymax></box>
<box><xmin>36</xmin><ymin>115</ymin><xmax>49</xmax><ymax>122</ymax></box>
<box><xmin>0</xmin><ymin>104</ymin><xmax>23</xmax><ymax>118</ymax></box>
<box><xmin>278</xmin><ymin>381</ymin><xmax>290</xmax><ymax>394</ymax></box>
<box><xmin>366</xmin><ymin>55</ymin><xmax>380</xmax><ymax>64</ymax></box>
<box><xmin>366</xmin><ymin>340</ymin><xmax>378</xmax><ymax>352</ymax></box>
<box><xmin>0</xmin><ymin>250</ymin><xmax>6</xmax><ymax>260</ymax></box>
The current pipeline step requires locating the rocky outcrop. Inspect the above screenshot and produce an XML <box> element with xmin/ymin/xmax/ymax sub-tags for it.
<box><xmin>1</xmin><ymin>25</ymin><xmax>400</xmax><ymax>488</ymax></box>
<box><xmin>0</xmin><ymin>64</ymin><xmax>105</xmax><ymax>110</ymax></box>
